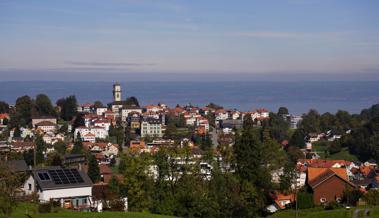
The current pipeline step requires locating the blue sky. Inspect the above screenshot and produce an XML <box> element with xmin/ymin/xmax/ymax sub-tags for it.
<box><xmin>1</xmin><ymin>0</ymin><xmax>379</xmax><ymax>80</ymax></box>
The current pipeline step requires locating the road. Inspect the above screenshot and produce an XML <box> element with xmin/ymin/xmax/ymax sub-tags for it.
<box><xmin>210</xmin><ymin>127</ymin><xmax>219</xmax><ymax>147</ymax></box>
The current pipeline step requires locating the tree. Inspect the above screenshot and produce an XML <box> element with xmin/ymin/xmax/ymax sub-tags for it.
<box><xmin>234</xmin><ymin>126</ymin><xmax>272</xmax><ymax>190</ymax></box>
<box><xmin>109</xmin><ymin>124</ymin><xmax>125</xmax><ymax>147</ymax></box>
<box><xmin>279</xmin><ymin>161</ymin><xmax>296</xmax><ymax>191</ymax></box>
<box><xmin>0</xmin><ymin>161</ymin><xmax>25</xmax><ymax>218</ymax></box>
<box><xmin>0</xmin><ymin>101</ymin><xmax>9</xmax><ymax>113</ymax></box>
<box><xmin>267</xmin><ymin>112</ymin><xmax>290</xmax><ymax>143</ymax></box>
<box><xmin>289</xmin><ymin>129</ymin><xmax>306</xmax><ymax>148</ymax></box>
<box><xmin>93</xmin><ymin>101</ymin><xmax>104</xmax><ymax>108</ymax></box>
<box><xmin>277</xmin><ymin>107</ymin><xmax>289</xmax><ymax>116</ymax></box>
<box><xmin>35</xmin><ymin>94</ymin><xmax>56</xmax><ymax>117</ymax></box>
<box><xmin>108</xmin><ymin>176</ymin><xmax>120</xmax><ymax>198</ymax></box>
<box><xmin>200</xmin><ymin>133</ymin><xmax>212</xmax><ymax>151</ymax></box>
<box><xmin>53</xmin><ymin>140</ymin><xmax>67</xmax><ymax>155</ymax></box>
<box><xmin>123</xmin><ymin>153</ymin><xmax>153</xmax><ymax>211</ymax></box>
<box><xmin>360</xmin><ymin>103</ymin><xmax>379</xmax><ymax>121</ymax></box>
<box><xmin>300</xmin><ymin>109</ymin><xmax>321</xmax><ymax>133</ymax></box>
<box><xmin>57</xmin><ymin>95</ymin><xmax>77</xmax><ymax>121</ymax></box>
<box><xmin>47</xmin><ymin>152</ymin><xmax>62</xmax><ymax>166</ymax></box>
<box><xmin>87</xmin><ymin>154</ymin><xmax>100</xmax><ymax>183</ymax></box>
<box><xmin>14</xmin><ymin>95</ymin><xmax>33</xmax><ymax>126</ymax></box>
<box><xmin>125</xmin><ymin>96</ymin><xmax>140</xmax><ymax>107</ymax></box>
<box><xmin>72</xmin><ymin>113</ymin><xmax>85</xmax><ymax>131</ymax></box>
<box><xmin>242</xmin><ymin>114</ymin><xmax>254</xmax><ymax>129</ymax></box>
<box><xmin>35</xmin><ymin>134</ymin><xmax>46</xmax><ymax>165</ymax></box>
<box><xmin>71</xmin><ymin>133</ymin><xmax>84</xmax><ymax>154</ymax></box>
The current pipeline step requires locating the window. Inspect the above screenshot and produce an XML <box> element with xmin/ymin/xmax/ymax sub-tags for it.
<box><xmin>28</xmin><ymin>183</ymin><xmax>32</xmax><ymax>190</ymax></box>
<box><xmin>320</xmin><ymin>198</ymin><xmax>326</xmax><ymax>203</ymax></box>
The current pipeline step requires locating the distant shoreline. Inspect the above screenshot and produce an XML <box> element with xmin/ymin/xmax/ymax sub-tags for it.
<box><xmin>0</xmin><ymin>81</ymin><xmax>378</xmax><ymax>114</ymax></box>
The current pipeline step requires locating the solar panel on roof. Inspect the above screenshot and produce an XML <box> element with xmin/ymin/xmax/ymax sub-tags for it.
<box><xmin>46</xmin><ymin>168</ymin><xmax>85</xmax><ymax>185</ymax></box>
<box><xmin>70</xmin><ymin>169</ymin><xmax>85</xmax><ymax>183</ymax></box>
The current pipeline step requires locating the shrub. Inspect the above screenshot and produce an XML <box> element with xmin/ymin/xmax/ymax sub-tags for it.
<box><xmin>108</xmin><ymin>199</ymin><xmax>125</xmax><ymax>211</ymax></box>
<box><xmin>297</xmin><ymin>192</ymin><xmax>314</xmax><ymax>209</ymax></box>
<box><xmin>363</xmin><ymin>190</ymin><xmax>379</xmax><ymax>206</ymax></box>
<box><xmin>38</xmin><ymin>202</ymin><xmax>52</xmax><ymax>213</ymax></box>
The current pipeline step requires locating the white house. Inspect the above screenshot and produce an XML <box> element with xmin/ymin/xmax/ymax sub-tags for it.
<box><xmin>35</xmin><ymin>121</ymin><xmax>57</xmax><ymax>133</ymax></box>
<box><xmin>215</xmin><ymin>109</ymin><xmax>229</xmax><ymax>121</ymax></box>
<box><xmin>74</xmin><ymin>126</ymin><xmax>108</xmax><ymax>140</ymax></box>
<box><xmin>121</xmin><ymin>106</ymin><xmax>142</xmax><ymax>122</ymax></box>
<box><xmin>141</xmin><ymin>118</ymin><xmax>163</xmax><ymax>138</ymax></box>
<box><xmin>32</xmin><ymin>116</ymin><xmax>57</xmax><ymax>128</ymax></box>
<box><xmin>96</xmin><ymin>107</ymin><xmax>108</xmax><ymax>116</ymax></box>
<box><xmin>23</xmin><ymin>167</ymin><xmax>92</xmax><ymax>209</ymax></box>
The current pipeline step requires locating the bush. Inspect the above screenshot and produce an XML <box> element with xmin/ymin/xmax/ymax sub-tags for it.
<box><xmin>38</xmin><ymin>202</ymin><xmax>52</xmax><ymax>213</ymax></box>
<box><xmin>108</xmin><ymin>199</ymin><xmax>125</xmax><ymax>211</ymax></box>
<box><xmin>297</xmin><ymin>192</ymin><xmax>314</xmax><ymax>209</ymax></box>
<box><xmin>363</xmin><ymin>190</ymin><xmax>379</xmax><ymax>206</ymax></box>
<box><xmin>324</xmin><ymin>201</ymin><xmax>341</xmax><ymax>210</ymax></box>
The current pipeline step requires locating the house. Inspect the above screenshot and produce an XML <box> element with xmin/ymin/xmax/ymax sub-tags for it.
<box><xmin>74</xmin><ymin>126</ymin><xmax>108</xmax><ymax>140</ymax></box>
<box><xmin>141</xmin><ymin>118</ymin><xmax>163</xmax><ymax>138</ymax></box>
<box><xmin>77</xmin><ymin>103</ymin><xmax>93</xmax><ymax>113</ymax></box>
<box><xmin>32</xmin><ymin>116</ymin><xmax>57</xmax><ymax>128</ymax></box>
<box><xmin>289</xmin><ymin>115</ymin><xmax>302</xmax><ymax>129</ymax></box>
<box><xmin>145</xmin><ymin>105</ymin><xmax>164</xmax><ymax>113</ymax></box>
<box><xmin>121</xmin><ymin>105</ymin><xmax>142</xmax><ymax>122</ymax></box>
<box><xmin>82</xmin><ymin>133</ymin><xmax>96</xmax><ymax>142</ymax></box>
<box><xmin>266</xmin><ymin>192</ymin><xmax>295</xmax><ymax>213</ymax></box>
<box><xmin>307</xmin><ymin>167</ymin><xmax>355</xmax><ymax>205</ymax></box>
<box><xmin>35</xmin><ymin>121</ymin><xmax>57</xmax><ymax>132</ymax></box>
<box><xmin>128</xmin><ymin>112</ymin><xmax>141</xmax><ymax>129</ymax></box>
<box><xmin>215</xmin><ymin>109</ymin><xmax>229</xmax><ymax>121</ymax></box>
<box><xmin>96</xmin><ymin>107</ymin><xmax>108</xmax><ymax>116</ymax></box>
<box><xmin>0</xmin><ymin>113</ymin><xmax>9</xmax><ymax>125</ymax></box>
<box><xmin>10</xmin><ymin>141</ymin><xmax>35</xmax><ymax>152</ymax></box>
<box><xmin>23</xmin><ymin>166</ymin><xmax>92</xmax><ymax>209</ymax></box>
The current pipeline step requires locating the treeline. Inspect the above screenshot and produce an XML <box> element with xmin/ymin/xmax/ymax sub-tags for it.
<box><xmin>288</xmin><ymin>103</ymin><xmax>379</xmax><ymax>162</ymax></box>
<box><xmin>108</xmin><ymin>115</ymin><xmax>289</xmax><ymax>218</ymax></box>
<box><xmin>0</xmin><ymin>95</ymin><xmax>78</xmax><ymax>129</ymax></box>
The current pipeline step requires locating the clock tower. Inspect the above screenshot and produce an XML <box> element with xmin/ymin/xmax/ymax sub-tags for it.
<box><xmin>113</xmin><ymin>82</ymin><xmax>122</xmax><ymax>102</ymax></box>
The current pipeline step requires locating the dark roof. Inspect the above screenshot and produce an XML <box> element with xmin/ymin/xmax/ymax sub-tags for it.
<box><xmin>7</xmin><ymin>160</ymin><xmax>29</xmax><ymax>172</ymax></box>
<box><xmin>123</xmin><ymin>105</ymin><xmax>141</xmax><ymax>110</ymax></box>
<box><xmin>32</xmin><ymin>166</ymin><xmax>92</xmax><ymax>191</ymax></box>
<box><xmin>143</xmin><ymin>117</ymin><xmax>162</xmax><ymax>124</ymax></box>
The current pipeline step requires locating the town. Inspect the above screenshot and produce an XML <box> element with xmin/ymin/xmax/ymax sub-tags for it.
<box><xmin>0</xmin><ymin>83</ymin><xmax>378</xmax><ymax>218</ymax></box>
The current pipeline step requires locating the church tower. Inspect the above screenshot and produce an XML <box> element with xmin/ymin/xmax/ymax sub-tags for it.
<box><xmin>113</xmin><ymin>82</ymin><xmax>122</xmax><ymax>102</ymax></box>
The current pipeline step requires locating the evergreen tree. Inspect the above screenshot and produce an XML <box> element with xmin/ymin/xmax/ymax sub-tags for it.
<box><xmin>125</xmin><ymin>96</ymin><xmax>140</xmax><ymax>107</ymax></box>
<box><xmin>87</xmin><ymin>154</ymin><xmax>100</xmax><ymax>183</ymax></box>
<box><xmin>0</xmin><ymin>101</ymin><xmax>9</xmax><ymax>113</ymax></box>
<box><xmin>93</xmin><ymin>101</ymin><xmax>104</xmax><ymax>108</ymax></box>
<box><xmin>14</xmin><ymin>95</ymin><xmax>33</xmax><ymax>127</ymax></box>
<box><xmin>57</xmin><ymin>95</ymin><xmax>78</xmax><ymax>121</ymax></box>
<box><xmin>71</xmin><ymin>132</ymin><xmax>84</xmax><ymax>154</ymax></box>
<box><xmin>243</xmin><ymin>114</ymin><xmax>254</xmax><ymax>129</ymax></box>
<box><xmin>277</xmin><ymin>107</ymin><xmax>289</xmax><ymax>116</ymax></box>
<box><xmin>35</xmin><ymin>94</ymin><xmax>56</xmax><ymax>116</ymax></box>
<box><xmin>35</xmin><ymin>134</ymin><xmax>45</xmax><ymax>165</ymax></box>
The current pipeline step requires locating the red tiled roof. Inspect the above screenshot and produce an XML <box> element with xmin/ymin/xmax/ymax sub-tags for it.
<box><xmin>35</xmin><ymin>121</ymin><xmax>56</xmax><ymax>126</ymax></box>
<box><xmin>0</xmin><ymin>113</ymin><xmax>9</xmax><ymax>119</ymax></box>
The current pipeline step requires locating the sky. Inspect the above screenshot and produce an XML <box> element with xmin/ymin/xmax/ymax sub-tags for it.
<box><xmin>1</xmin><ymin>0</ymin><xmax>379</xmax><ymax>81</ymax></box>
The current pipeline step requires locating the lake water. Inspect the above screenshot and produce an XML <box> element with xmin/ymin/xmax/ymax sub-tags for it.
<box><xmin>0</xmin><ymin>81</ymin><xmax>378</xmax><ymax>115</ymax></box>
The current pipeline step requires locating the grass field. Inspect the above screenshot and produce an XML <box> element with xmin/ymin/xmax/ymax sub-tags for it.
<box><xmin>10</xmin><ymin>203</ymin><xmax>176</xmax><ymax>218</ymax></box>
<box><xmin>312</xmin><ymin>143</ymin><xmax>358</xmax><ymax>162</ymax></box>
<box><xmin>270</xmin><ymin>207</ymin><xmax>379</xmax><ymax>218</ymax></box>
